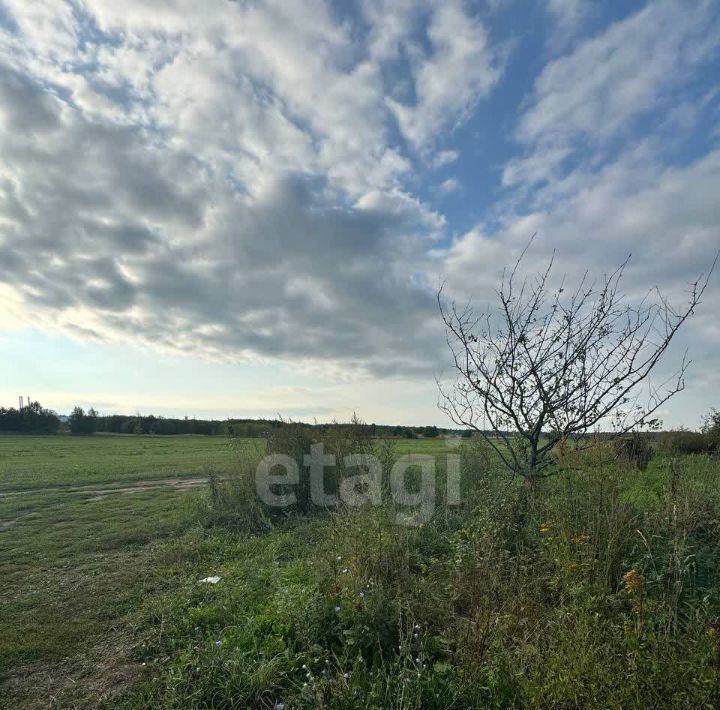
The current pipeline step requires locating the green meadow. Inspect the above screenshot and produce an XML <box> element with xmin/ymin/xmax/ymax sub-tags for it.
<box><xmin>0</xmin><ymin>434</ymin><xmax>244</xmax><ymax>491</ymax></box>
<box><xmin>1</xmin><ymin>433</ymin><xmax>720</xmax><ymax>709</ymax></box>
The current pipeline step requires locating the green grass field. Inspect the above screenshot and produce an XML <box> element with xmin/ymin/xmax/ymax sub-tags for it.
<box><xmin>2</xmin><ymin>433</ymin><xmax>720</xmax><ymax>709</ymax></box>
<box><xmin>0</xmin><ymin>434</ymin><xmax>245</xmax><ymax>491</ymax></box>
<box><xmin>0</xmin><ymin>435</ymin><xmax>244</xmax><ymax>708</ymax></box>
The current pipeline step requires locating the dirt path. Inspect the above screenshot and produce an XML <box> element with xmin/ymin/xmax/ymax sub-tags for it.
<box><xmin>0</xmin><ymin>475</ymin><xmax>215</xmax><ymax>499</ymax></box>
<box><xmin>0</xmin><ymin>476</ymin><xmax>220</xmax><ymax>530</ymax></box>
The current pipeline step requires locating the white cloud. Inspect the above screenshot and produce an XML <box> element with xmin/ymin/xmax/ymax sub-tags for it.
<box><xmin>387</xmin><ymin>0</ymin><xmax>502</xmax><ymax>151</ymax></box>
<box><xmin>545</xmin><ymin>0</ymin><xmax>591</xmax><ymax>40</ymax></box>
<box><xmin>0</xmin><ymin>0</ymin><xmax>453</xmax><ymax>377</ymax></box>
<box><xmin>441</xmin><ymin>146</ymin><xmax>720</xmax><ymax>422</ymax></box>
<box><xmin>454</xmin><ymin>150</ymin><xmax>720</xmax><ymax>282</ymax></box>
<box><xmin>439</xmin><ymin>178</ymin><xmax>460</xmax><ymax>193</ymax></box>
<box><xmin>431</xmin><ymin>149</ymin><xmax>459</xmax><ymax>168</ymax></box>
<box><xmin>361</xmin><ymin>0</ymin><xmax>426</xmax><ymax>62</ymax></box>
<box><xmin>505</xmin><ymin>0</ymin><xmax>720</xmax><ymax>188</ymax></box>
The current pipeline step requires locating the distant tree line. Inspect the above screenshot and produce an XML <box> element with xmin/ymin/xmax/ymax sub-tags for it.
<box><xmin>69</xmin><ymin>410</ymin><xmax>276</xmax><ymax>436</ymax></box>
<box><xmin>0</xmin><ymin>401</ymin><xmax>60</xmax><ymax>433</ymax></box>
<box><xmin>0</xmin><ymin>403</ymin><xmax>469</xmax><ymax>438</ymax></box>
<box><xmin>654</xmin><ymin>409</ymin><xmax>720</xmax><ymax>456</ymax></box>
<box><xmin>69</xmin><ymin>407</ymin><xmax>99</xmax><ymax>435</ymax></box>
<box><xmin>73</xmin><ymin>411</ymin><xmax>467</xmax><ymax>438</ymax></box>
<box><xmin>3</xmin><ymin>401</ymin><xmax>719</xmax><ymax>451</ymax></box>
<box><xmin>92</xmin><ymin>413</ymin><xmax>266</xmax><ymax>436</ymax></box>
<box><xmin>311</xmin><ymin>423</ymin><xmax>450</xmax><ymax>439</ymax></box>
<box><xmin>92</xmin><ymin>418</ymin><xmax>460</xmax><ymax>439</ymax></box>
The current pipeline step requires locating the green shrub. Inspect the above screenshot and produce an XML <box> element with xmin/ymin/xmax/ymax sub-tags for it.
<box><xmin>612</xmin><ymin>433</ymin><xmax>655</xmax><ymax>470</ymax></box>
<box><xmin>658</xmin><ymin>430</ymin><xmax>715</xmax><ymax>455</ymax></box>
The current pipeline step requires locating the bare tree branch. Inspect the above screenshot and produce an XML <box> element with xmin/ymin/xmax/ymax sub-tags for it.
<box><xmin>438</xmin><ymin>246</ymin><xmax>718</xmax><ymax>480</ymax></box>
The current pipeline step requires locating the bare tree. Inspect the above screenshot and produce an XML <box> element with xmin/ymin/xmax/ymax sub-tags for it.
<box><xmin>438</xmin><ymin>244</ymin><xmax>717</xmax><ymax>483</ymax></box>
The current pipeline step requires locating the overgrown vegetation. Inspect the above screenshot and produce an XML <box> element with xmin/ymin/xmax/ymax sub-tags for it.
<box><xmin>658</xmin><ymin>411</ymin><xmax>720</xmax><ymax>456</ymax></box>
<box><xmin>3</xmin><ymin>431</ymin><xmax>720</xmax><ymax>708</ymax></box>
<box><xmin>119</xmin><ymin>433</ymin><xmax>720</xmax><ymax>709</ymax></box>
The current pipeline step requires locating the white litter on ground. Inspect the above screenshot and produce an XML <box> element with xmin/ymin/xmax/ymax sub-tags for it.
<box><xmin>199</xmin><ymin>576</ymin><xmax>221</xmax><ymax>584</ymax></box>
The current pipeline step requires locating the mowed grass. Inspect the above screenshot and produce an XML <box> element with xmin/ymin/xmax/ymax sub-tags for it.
<box><xmin>0</xmin><ymin>434</ymin><xmax>260</xmax><ymax>708</ymax></box>
<box><xmin>0</xmin><ymin>434</ymin><xmax>248</xmax><ymax>491</ymax></box>
<box><xmin>0</xmin><ymin>434</ymin><xmax>444</xmax><ymax>707</ymax></box>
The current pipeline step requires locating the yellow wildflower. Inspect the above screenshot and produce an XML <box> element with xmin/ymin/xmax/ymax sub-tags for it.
<box><xmin>623</xmin><ymin>570</ymin><xmax>645</xmax><ymax>595</ymax></box>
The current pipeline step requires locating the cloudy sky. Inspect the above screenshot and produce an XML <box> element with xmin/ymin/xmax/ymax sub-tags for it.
<box><xmin>1</xmin><ymin>0</ymin><xmax>719</xmax><ymax>426</ymax></box>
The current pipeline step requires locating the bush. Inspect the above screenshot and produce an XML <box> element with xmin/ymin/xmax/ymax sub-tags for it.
<box><xmin>198</xmin><ymin>438</ymin><xmax>272</xmax><ymax>532</ymax></box>
<box><xmin>204</xmin><ymin>417</ymin><xmax>396</xmax><ymax>525</ymax></box>
<box><xmin>658</xmin><ymin>430</ymin><xmax>715</xmax><ymax>455</ymax></box>
<box><xmin>612</xmin><ymin>434</ymin><xmax>655</xmax><ymax>470</ymax></box>
<box><xmin>702</xmin><ymin>408</ymin><xmax>720</xmax><ymax>452</ymax></box>
<box><xmin>263</xmin><ymin>416</ymin><xmax>390</xmax><ymax>515</ymax></box>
